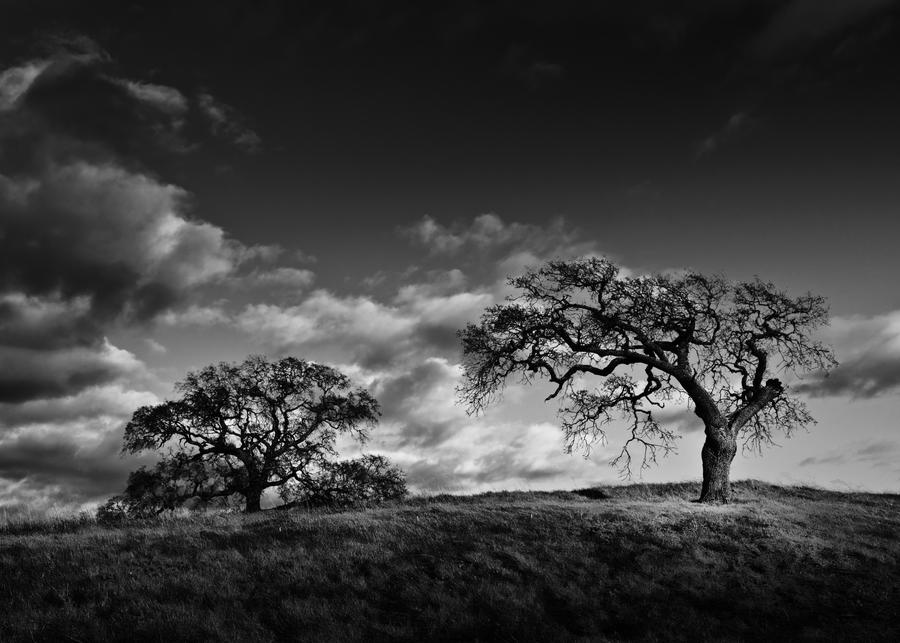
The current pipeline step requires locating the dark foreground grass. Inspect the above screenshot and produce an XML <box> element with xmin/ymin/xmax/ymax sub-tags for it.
<box><xmin>1</xmin><ymin>481</ymin><xmax>898</xmax><ymax>642</ymax></box>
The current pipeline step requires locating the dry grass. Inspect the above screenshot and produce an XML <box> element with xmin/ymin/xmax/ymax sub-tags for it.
<box><xmin>1</xmin><ymin>481</ymin><xmax>898</xmax><ymax>642</ymax></box>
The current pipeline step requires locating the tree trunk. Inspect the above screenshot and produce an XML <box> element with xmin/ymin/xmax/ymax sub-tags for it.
<box><xmin>698</xmin><ymin>427</ymin><xmax>737</xmax><ymax>503</ymax></box>
<box><xmin>244</xmin><ymin>489</ymin><xmax>262</xmax><ymax>513</ymax></box>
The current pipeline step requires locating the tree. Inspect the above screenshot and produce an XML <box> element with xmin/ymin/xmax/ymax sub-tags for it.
<box><xmin>98</xmin><ymin>454</ymin><xmax>245</xmax><ymax>520</ymax></box>
<box><xmin>278</xmin><ymin>454</ymin><xmax>408</xmax><ymax>509</ymax></box>
<box><xmin>121</xmin><ymin>355</ymin><xmax>381</xmax><ymax>512</ymax></box>
<box><xmin>458</xmin><ymin>258</ymin><xmax>836</xmax><ymax>503</ymax></box>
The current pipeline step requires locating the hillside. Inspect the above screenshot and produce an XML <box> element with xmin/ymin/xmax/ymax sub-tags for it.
<box><xmin>1</xmin><ymin>481</ymin><xmax>897</xmax><ymax>642</ymax></box>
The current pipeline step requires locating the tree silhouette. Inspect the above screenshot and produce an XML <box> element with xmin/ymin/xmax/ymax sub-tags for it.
<box><xmin>458</xmin><ymin>258</ymin><xmax>836</xmax><ymax>502</ymax></box>
<box><xmin>278</xmin><ymin>454</ymin><xmax>408</xmax><ymax>508</ymax></box>
<box><xmin>120</xmin><ymin>355</ymin><xmax>380</xmax><ymax>512</ymax></box>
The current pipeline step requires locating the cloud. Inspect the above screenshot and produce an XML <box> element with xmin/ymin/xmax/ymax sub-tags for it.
<box><xmin>0</xmin><ymin>161</ymin><xmax>238</xmax><ymax>321</ymax></box>
<box><xmin>0</xmin><ymin>424</ymin><xmax>155</xmax><ymax>511</ymax></box>
<box><xmin>695</xmin><ymin>110</ymin><xmax>752</xmax><ymax>158</ymax></box>
<box><xmin>0</xmin><ymin>384</ymin><xmax>157</xmax><ymax>431</ymax></box>
<box><xmin>372</xmin><ymin>358</ymin><xmax>464</xmax><ymax>450</ymax></box>
<box><xmin>234</xmin><ymin>270</ymin><xmax>499</xmax><ymax>370</ymax></box>
<box><xmin>0</xmin><ymin>380</ymin><xmax>160</xmax><ymax>512</ymax></box>
<box><xmin>750</xmin><ymin>0</ymin><xmax>896</xmax><ymax>59</ymax></box>
<box><xmin>402</xmin><ymin>213</ymin><xmax>597</xmax><ymax>268</ymax></box>
<box><xmin>241</xmin><ymin>215</ymin><xmax>585</xmax><ymax>365</ymax></box>
<box><xmin>159</xmin><ymin>304</ymin><xmax>231</xmax><ymax>327</ymax></box>
<box><xmin>0</xmin><ymin>37</ymin><xmax>260</xmax><ymax>171</ymax></box>
<box><xmin>10</xmin><ymin>54</ymin><xmax>191</xmax><ymax>158</ymax></box>
<box><xmin>0</xmin><ymin>340</ymin><xmax>144</xmax><ymax>404</ymax></box>
<box><xmin>500</xmin><ymin>44</ymin><xmax>565</xmax><ymax>90</ymax></box>
<box><xmin>0</xmin><ymin>40</ymin><xmax>282</xmax><ymax>408</ymax></box>
<box><xmin>0</xmin><ymin>35</ymin><xmax>287</xmax><ymax>512</ymax></box>
<box><xmin>118</xmin><ymin>80</ymin><xmax>189</xmax><ymax>116</ymax></box>
<box><xmin>0</xmin><ymin>60</ymin><xmax>50</xmax><ymax>111</ymax></box>
<box><xmin>233</xmin><ymin>267</ymin><xmax>317</xmax><ymax>293</ymax></box>
<box><xmin>385</xmin><ymin>419</ymin><xmax>613</xmax><ymax>494</ymax></box>
<box><xmin>795</xmin><ymin>311</ymin><xmax>900</xmax><ymax>398</ymax></box>
<box><xmin>799</xmin><ymin>439</ymin><xmax>900</xmax><ymax>470</ymax></box>
<box><xmin>403</xmin><ymin>213</ymin><xmax>526</xmax><ymax>254</ymax></box>
<box><xmin>231</xmin><ymin>215</ymin><xmax>628</xmax><ymax>494</ymax></box>
<box><xmin>145</xmin><ymin>338</ymin><xmax>167</xmax><ymax>354</ymax></box>
<box><xmin>197</xmin><ymin>92</ymin><xmax>262</xmax><ymax>153</ymax></box>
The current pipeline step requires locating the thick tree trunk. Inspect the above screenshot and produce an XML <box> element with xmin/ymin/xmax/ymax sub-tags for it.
<box><xmin>244</xmin><ymin>489</ymin><xmax>262</xmax><ymax>513</ymax></box>
<box><xmin>698</xmin><ymin>427</ymin><xmax>737</xmax><ymax>503</ymax></box>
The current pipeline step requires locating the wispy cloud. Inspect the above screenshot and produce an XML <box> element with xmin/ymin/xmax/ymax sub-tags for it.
<box><xmin>750</xmin><ymin>0</ymin><xmax>896</xmax><ymax>59</ymax></box>
<box><xmin>197</xmin><ymin>92</ymin><xmax>262</xmax><ymax>153</ymax></box>
<box><xmin>695</xmin><ymin>110</ymin><xmax>752</xmax><ymax>158</ymax></box>
<box><xmin>117</xmin><ymin>80</ymin><xmax>189</xmax><ymax>115</ymax></box>
<box><xmin>500</xmin><ymin>44</ymin><xmax>564</xmax><ymax>90</ymax></box>
<box><xmin>799</xmin><ymin>439</ymin><xmax>900</xmax><ymax>470</ymax></box>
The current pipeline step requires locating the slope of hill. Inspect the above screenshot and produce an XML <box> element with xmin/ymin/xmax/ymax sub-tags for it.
<box><xmin>1</xmin><ymin>481</ymin><xmax>897</xmax><ymax>642</ymax></box>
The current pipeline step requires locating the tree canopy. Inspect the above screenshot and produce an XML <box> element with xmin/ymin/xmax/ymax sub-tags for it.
<box><xmin>458</xmin><ymin>258</ymin><xmax>837</xmax><ymax>502</ymax></box>
<box><xmin>119</xmin><ymin>355</ymin><xmax>381</xmax><ymax>512</ymax></box>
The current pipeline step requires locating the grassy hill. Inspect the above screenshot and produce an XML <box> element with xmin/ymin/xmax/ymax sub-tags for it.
<box><xmin>1</xmin><ymin>481</ymin><xmax>897</xmax><ymax>642</ymax></box>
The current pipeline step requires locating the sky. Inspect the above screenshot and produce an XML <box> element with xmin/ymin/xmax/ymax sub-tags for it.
<box><xmin>1</xmin><ymin>0</ymin><xmax>899</xmax><ymax>514</ymax></box>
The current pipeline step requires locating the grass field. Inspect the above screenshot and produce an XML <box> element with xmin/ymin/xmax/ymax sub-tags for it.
<box><xmin>1</xmin><ymin>481</ymin><xmax>897</xmax><ymax>642</ymax></box>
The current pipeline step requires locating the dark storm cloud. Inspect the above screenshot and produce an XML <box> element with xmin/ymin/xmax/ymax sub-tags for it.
<box><xmin>0</xmin><ymin>34</ymin><xmax>260</xmax><ymax>169</ymax></box>
<box><xmin>0</xmin><ymin>293</ymin><xmax>98</xmax><ymax>350</ymax></box>
<box><xmin>0</xmin><ymin>161</ymin><xmax>237</xmax><ymax>325</ymax></box>
<box><xmin>795</xmin><ymin>353</ymin><xmax>900</xmax><ymax>399</ymax></box>
<box><xmin>0</xmin><ymin>385</ymin><xmax>155</xmax><ymax>430</ymax></box>
<box><xmin>0</xmin><ymin>36</ymin><xmax>276</xmax><ymax>404</ymax></box>
<box><xmin>0</xmin><ymin>343</ymin><xmax>142</xmax><ymax>404</ymax></box>
<box><xmin>794</xmin><ymin>312</ymin><xmax>900</xmax><ymax>399</ymax></box>
<box><xmin>0</xmin><ymin>426</ymin><xmax>155</xmax><ymax>508</ymax></box>
<box><xmin>19</xmin><ymin>56</ymin><xmax>190</xmax><ymax>158</ymax></box>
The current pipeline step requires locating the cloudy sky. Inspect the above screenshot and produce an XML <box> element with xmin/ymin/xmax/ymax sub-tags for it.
<box><xmin>1</xmin><ymin>0</ymin><xmax>899</xmax><ymax>514</ymax></box>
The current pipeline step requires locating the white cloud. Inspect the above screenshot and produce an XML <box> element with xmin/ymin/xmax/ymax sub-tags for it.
<box><xmin>145</xmin><ymin>338</ymin><xmax>167</xmax><ymax>354</ymax></box>
<box><xmin>404</xmin><ymin>213</ymin><xmax>536</xmax><ymax>254</ymax></box>
<box><xmin>402</xmin><ymin>214</ymin><xmax>602</xmax><ymax>287</ymax></box>
<box><xmin>118</xmin><ymin>80</ymin><xmax>189</xmax><ymax>115</ymax></box>
<box><xmin>159</xmin><ymin>304</ymin><xmax>231</xmax><ymax>327</ymax></box>
<box><xmin>237</xmin><ymin>267</ymin><xmax>316</xmax><ymax>291</ymax></box>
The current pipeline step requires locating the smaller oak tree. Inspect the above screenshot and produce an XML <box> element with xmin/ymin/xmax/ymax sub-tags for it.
<box><xmin>458</xmin><ymin>258</ymin><xmax>837</xmax><ymax>503</ymax></box>
<box><xmin>278</xmin><ymin>454</ymin><xmax>408</xmax><ymax>509</ymax></box>
<box><xmin>118</xmin><ymin>355</ymin><xmax>381</xmax><ymax>512</ymax></box>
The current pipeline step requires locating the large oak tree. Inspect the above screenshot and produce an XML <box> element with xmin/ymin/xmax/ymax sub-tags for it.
<box><xmin>458</xmin><ymin>258</ymin><xmax>836</xmax><ymax>503</ymax></box>
<box><xmin>121</xmin><ymin>355</ymin><xmax>380</xmax><ymax>512</ymax></box>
